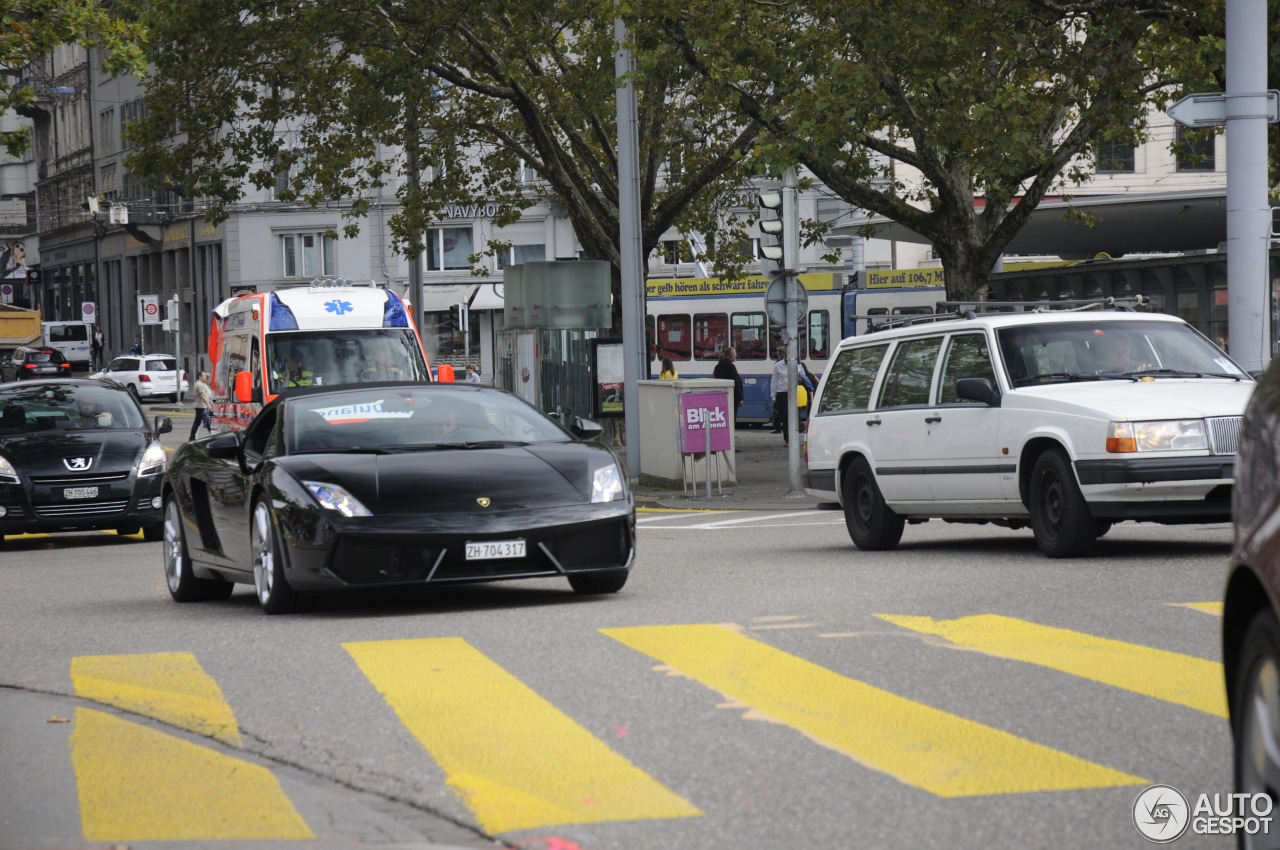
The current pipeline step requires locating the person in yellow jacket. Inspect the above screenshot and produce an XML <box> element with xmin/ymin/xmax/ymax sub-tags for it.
<box><xmin>659</xmin><ymin>356</ymin><xmax>679</xmax><ymax>380</ymax></box>
<box><xmin>284</xmin><ymin>354</ymin><xmax>314</xmax><ymax>387</ymax></box>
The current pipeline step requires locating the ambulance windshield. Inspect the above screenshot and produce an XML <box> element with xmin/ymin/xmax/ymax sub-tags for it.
<box><xmin>267</xmin><ymin>328</ymin><xmax>430</xmax><ymax>392</ymax></box>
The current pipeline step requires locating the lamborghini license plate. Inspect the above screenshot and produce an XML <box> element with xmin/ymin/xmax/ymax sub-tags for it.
<box><xmin>465</xmin><ymin>539</ymin><xmax>526</xmax><ymax>560</ymax></box>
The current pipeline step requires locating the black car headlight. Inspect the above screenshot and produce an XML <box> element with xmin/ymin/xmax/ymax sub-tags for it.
<box><xmin>304</xmin><ymin>481</ymin><xmax>372</xmax><ymax>517</ymax></box>
<box><xmin>592</xmin><ymin>463</ymin><xmax>624</xmax><ymax>503</ymax></box>
<box><xmin>0</xmin><ymin>453</ymin><xmax>18</xmax><ymax>484</ymax></box>
<box><xmin>137</xmin><ymin>441</ymin><xmax>167</xmax><ymax>477</ymax></box>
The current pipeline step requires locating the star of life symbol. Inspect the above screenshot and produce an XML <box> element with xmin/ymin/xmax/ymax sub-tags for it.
<box><xmin>324</xmin><ymin>299</ymin><xmax>354</xmax><ymax>316</ymax></box>
<box><xmin>1134</xmin><ymin>784</ymin><xmax>1190</xmax><ymax>843</ymax></box>
<box><xmin>63</xmin><ymin>456</ymin><xmax>92</xmax><ymax>471</ymax></box>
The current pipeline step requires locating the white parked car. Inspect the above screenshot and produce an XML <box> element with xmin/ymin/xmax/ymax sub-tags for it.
<box><xmin>91</xmin><ymin>353</ymin><xmax>190</xmax><ymax>403</ymax></box>
<box><xmin>803</xmin><ymin>301</ymin><xmax>1255</xmax><ymax>557</ymax></box>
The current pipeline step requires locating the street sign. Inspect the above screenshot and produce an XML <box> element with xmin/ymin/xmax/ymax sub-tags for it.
<box><xmin>0</xmin><ymin>283</ymin><xmax>11</xmax><ymax>304</ymax></box>
<box><xmin>1167</xmin><ymin>90</ymin><xmax>1280</xmax><ymax>127</ymax></box>
<box><xmin>764</xmin><ymin>277</ymin><xmax>808</xmax><ymax>326</ymax></box>
<box><xmin>81</xmin><ymin>301</ymin><xmax>96</xmax><ymax>324</ymax></box>
<box><xmin>138</xmin><ymin>293</ymin><xmax>160</xmax><ymax>324</ymax></box>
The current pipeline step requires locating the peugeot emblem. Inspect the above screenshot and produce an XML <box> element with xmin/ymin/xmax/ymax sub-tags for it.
<box><xmin>476</xmin><ymin>497</ymin><xmax>491</xmax><ymax>508</ymax></box>
<box><xmin>63</xmin><ymin>456</ymin><xmax>92</xmax><ymax>471</ymax></box>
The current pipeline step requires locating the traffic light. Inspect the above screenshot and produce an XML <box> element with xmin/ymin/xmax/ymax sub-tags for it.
<box><xmin>757</xmin><ymin>168</ymin><xmax>799</xmax><ymax>272</ymax></box>
<box><xmin>757</xmin><ymin>190</ymin><xmax>785</xmax><ymax>269</ymax></box>
<box><xmin>161</xmin><ymin>296</ymin><xmax>180</xmax><ymax>332</ymax></box>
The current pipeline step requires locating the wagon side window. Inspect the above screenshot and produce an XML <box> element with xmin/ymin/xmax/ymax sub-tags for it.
<box><xmin>938</xmin><ymin>333</ymin><xmax>996</xmax><ymax>405</ymax></box>
<box><xmin>816</xmin><ymin>343</ymin><xmax>888</xmax><ymax>414</ymax></box>
<box><xmin>878</xmin><ymin>337</ymin><xmax>944</xmax><ymax>409</ymax></box>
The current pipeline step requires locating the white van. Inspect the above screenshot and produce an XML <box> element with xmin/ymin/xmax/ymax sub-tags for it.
<box><xmin>42</xmin><ymin>321</ymin><xmax>92</xmax><ymax>369</ymax></box>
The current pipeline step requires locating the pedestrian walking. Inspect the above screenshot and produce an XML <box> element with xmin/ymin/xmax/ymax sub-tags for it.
<box><xmin>189</xmin><ymin>371</ymin><xmax>213</xmax><ymax>440</ymax></box>
<box><xmin>712</xmin><ymin>347</ymin><xmax>744</xmax><ymax>411</ymax></box>
<box><xmin>91</xmin><ymin>328</ymin><xmax>105</xmax><ymax>371</ymax></box>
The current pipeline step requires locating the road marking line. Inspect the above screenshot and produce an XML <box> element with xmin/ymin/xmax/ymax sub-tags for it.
<box><xmin>70</xmin><ymin>707</ymin><xmax>313</xmax><ymax>841</ymax></box>
<box><xmin>876</xmin><ymin>614</ymin><xmax>1227</xmax><ymax>718</ymax></box>
<box><xmin>637</xmin><ymin>507</ymin><xmax>739</xmax><ymax>516</ymax></box>
<box><xmin>344</xmin><ymin>637</ymin><xmax>701</xmax><ymax>833</ymax></box>
<box><xmin>601</xmin><ymin>624</ymin><xmax>1143</xmax><ymax>798</ymax></box>
<box><xmin>1169</xmin><ymin>601</ymin><xmax>1223</xmax><ymax>616</ymax></box>
<box><xmin>71</xmin><ymin>652</ymin><xmax>242</xmax><ymax>746</ymax></box>
<box><xmin>644</xmin><ymin>511</ymin><xmax>834</xmax><ymax>530</ymax></box>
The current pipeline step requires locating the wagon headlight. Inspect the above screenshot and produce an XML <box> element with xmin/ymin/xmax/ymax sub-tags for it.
<box><xmin>1106</xmin><ymin>420</ymin><xmax>1208</xmax><ymax>453</ymax></box>
<box><xmin>304</xmin><ymin>481</ymin><xmax>372</xmax><ymax>517</ymax></box>
<box><xmin>0</xmin><ymin>453</ymin><xmax>18</xmax><ymax>484</ymax></box>
<box><xmin>138</xmin><ymin>441</ymin><xmax>167</xmax><ymax>476</ymax></box>
<box><xmin>591</xmin><ymin>463</ymin><xmax>624</xmax><ymax>503</ymax></box>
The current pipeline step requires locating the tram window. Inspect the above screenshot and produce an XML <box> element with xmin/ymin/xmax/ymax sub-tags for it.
<box><xmin>693</xmin><ymin>312</ymin><xmax>729</xmax><ymax>360</ymax></box>
<box><xmin>646</xmin><ymin>315</ymin><xmax>656</xmax><ymax>362</ymax></box>
<box><xmin>732</xmin><ymin>312</ymin><xmax>768</xmax><ymax>361</ymax></box>
<box><xmin>808</xmin><ymin>310</ymin><xmax>830</xmax><ymax>359</ymax></box>
<box><xmin>655</xmin><ymin>314</ymin><xmax>692</xmax><ymax>361</ymax></box>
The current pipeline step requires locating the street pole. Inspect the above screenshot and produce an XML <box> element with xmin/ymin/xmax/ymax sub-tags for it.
<box><xmin>780</xmin><ymin>168</ymin><xmax>804</xmax><ymax>495</ymax></box>
<box><xmin>1226</xmin><ymin>0</ymin><xmax>1272</xmax><ymax>372</ymax></box>
<box><xmin>171</xmin><ymin>294</ymin><xmax>183</xmax><ymax>402</ymax></box>
<box><xmin>616</xmin><ymin>15</ymin><xmax>645</xmax><ymax>478</ymax></box>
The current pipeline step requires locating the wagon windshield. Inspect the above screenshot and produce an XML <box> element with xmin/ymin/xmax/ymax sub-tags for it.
<box><xmin>997</xmin><ymin>321</ymin><xmax>1250</xmax><ymax>386</ymax></box>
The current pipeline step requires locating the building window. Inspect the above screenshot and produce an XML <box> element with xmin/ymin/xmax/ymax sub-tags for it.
<box><xmin>1095</xmin><ymin>137</ymin><xmax>1135</xmax><ymax>173</ymax></box>
<box><xmin>495</xmin><ymin>243</ymin><xmax>546</xmax><ymax>269</ymax></box>
<box><xmin>99</xmin><ymin>108</ymin><xmax>115</xmax><ymax>154</ymax></box>
<box><xmin>427</xmin><ymin>226</ymin><xmax>474</xmax><ymax>271</ymax></box>
<box><xmin>1176</xmin><ymin>125</ymin><xmax>1216</xmax><ymax>172</ymax></box>
<box><xmin>120</xmin><ymin>98</ymin><xmax>146</xmax><ymax>152</ymax></box>
<box><xmin>281</xmin><ymin>233</ymin><xmax>336</xmax><ymax>277</ymax></box>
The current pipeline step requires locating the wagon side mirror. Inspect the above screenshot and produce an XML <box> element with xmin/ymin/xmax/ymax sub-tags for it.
<box><xmin>153</xmin><ymin>415</ymin><xmax>173</xmax><ymax>439</ymax></box>
<box><xmin>955</xmin><ymin>377</ymin><xmax>1001</xmax><ymax>407</ymax></box>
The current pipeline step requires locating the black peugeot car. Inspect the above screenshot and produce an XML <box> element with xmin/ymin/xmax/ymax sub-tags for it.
<box><xmin>0</xmin><ymin>379</ymin><xmax>172</xmax><ymax>545</ymax></box>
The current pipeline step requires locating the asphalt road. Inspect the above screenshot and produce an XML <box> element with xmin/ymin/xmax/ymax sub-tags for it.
<box><xmin>0</xmin><ymin>497</ymin><xmax>1237</xmax><ymax>850</ymax></box>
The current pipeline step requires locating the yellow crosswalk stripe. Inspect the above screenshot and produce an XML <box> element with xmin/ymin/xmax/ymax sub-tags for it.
<box><xmin>71</xmin><ymin>652</ymin><xmax>242</xmax><ymax>746</ymax></box>
<box><xmin>344</xmin><ymin>637</ymin><xmax>701</xmax><ymax>833</ymax></box>
<box><xmin>876</xmin><ymin>614</ymin><xmax>1227</xmax><ymax>718</ymax></box>
<box><xmin>70</xmin><ymin>707</ymin><xmax>313</xmax><ymax>841</ymax></box>
<box><xmin>1171</xmin><ymin>601</ymin><xmax>1224</xmax><ymax>616</ymax></box>
<box><xmin>601</xmin><ymin>624</ymin><xmax>1143</xmax><ymax>798</ymax></box>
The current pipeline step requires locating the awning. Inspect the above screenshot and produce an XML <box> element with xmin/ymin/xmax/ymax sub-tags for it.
<box><xmin>469</xmin><ymin>283</ymin><xmax>505</xmax><ymax>311</ymax></box>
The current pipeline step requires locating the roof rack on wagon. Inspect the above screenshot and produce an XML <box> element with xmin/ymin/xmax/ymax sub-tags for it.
<box><xmin>859</xmin><ymin>294</ymin><xmax>1151</xmax><ymax>333</ymax></box>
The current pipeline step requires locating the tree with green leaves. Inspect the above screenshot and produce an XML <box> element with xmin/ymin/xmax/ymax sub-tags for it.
<box><xmin>654</xmin><ymin>0</ymin><xmax>1223</xmax><ymax>300</ymax></box>
<box><xmin>119</xmin><ymin>0</ymin><xmax>768</xmax><ymax>322</ymax></box>
<box><xmin>0</xmin><ymin>0</ymin><xmax>146</xmax><ymax>157</ymax></box>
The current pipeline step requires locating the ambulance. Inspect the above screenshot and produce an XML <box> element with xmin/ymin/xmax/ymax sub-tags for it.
<box><xmin>208</xmin><ymin>279</ymin><xmax>433</xmax><ymax>430</ymax></box>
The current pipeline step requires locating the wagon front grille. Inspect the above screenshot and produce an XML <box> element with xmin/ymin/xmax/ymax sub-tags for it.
<box><xmin>1207</xmin><ymin>416</ymin><xmax>1242</xmax><ymax>455</ymax></box>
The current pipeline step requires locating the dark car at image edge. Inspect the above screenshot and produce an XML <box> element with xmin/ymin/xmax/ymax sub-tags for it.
<box><xmin>1223</xmin><ymin>353</ymin><xmax>1280</xmax><ymax>848</ymax></box>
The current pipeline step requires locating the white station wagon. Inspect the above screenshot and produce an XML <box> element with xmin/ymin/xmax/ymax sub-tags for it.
<box><xmin>803</xmin><ymin>301</ymin><xmax>1255</xmax><ymax>557</ymax></box>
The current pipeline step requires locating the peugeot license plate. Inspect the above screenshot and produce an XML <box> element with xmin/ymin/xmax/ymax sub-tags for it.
<box><xmin>465</xmin><ymin>540</ymin><xmax>526</xmax><ymax>560</ymax></box>
<box><xmin>64</xmin><ymin>487</ymin><xmax>98</xmax><ymax>499</ymax></box>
